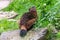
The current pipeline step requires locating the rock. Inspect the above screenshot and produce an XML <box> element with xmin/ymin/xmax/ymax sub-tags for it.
<box><xmin>0</xmin><ymin>36</ymin><xmax>1</xmax><ymax>40</ymax></box>
<box><xmin>0</xmin><ymin>28</ymin><xmax>48</xmax><ymax>40</ymax></box>
<box><xmin>47</xmin><ymin>24</ymin><xmax>58</xmax><ymax>34</ymax></box>
<box><xmin>0</xmin><ymin>11</ymin><xmax>18</xmax><ymax>19</ymax></box>
<box><xmin>0</xmin><ymin>0</ymin><xmax>11</xmax><ymax>10</ymax></box>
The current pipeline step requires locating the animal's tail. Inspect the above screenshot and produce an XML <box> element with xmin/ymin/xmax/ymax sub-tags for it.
<box><xmin>20</xmin><ymin>29</ymin><xmax>27</xmax><ymax>37</ymax></box>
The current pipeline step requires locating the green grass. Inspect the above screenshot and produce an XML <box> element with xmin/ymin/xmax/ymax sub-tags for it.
<box><xmin>0</xmin><ymin>0</ymin><xmax>60</xmax><ymax>40</ymax></box>
<box><xmin>0</xmin><ymin>19</ymin><xmax>18</xmax><ymax>33</ymax></box>
<box><xmin>0</xmin><ymin>0</ymin><xmax>60</xmax><ymax>33</ymax></box>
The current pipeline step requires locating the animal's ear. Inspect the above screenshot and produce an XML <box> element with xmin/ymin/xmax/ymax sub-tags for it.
<box><xmin>29</xmin><ymin>6</ymin><xmax>36</xmax><ymax>12</ymax></box>
<box><xmin>32</xmin><ymin>6</ymin><xmax>36</xmax><ymax>8</ymax></box>
<box><xmin>29</xmin><ymin>6</ymin><xmax>36</xmax><ymax>11</ymax></box>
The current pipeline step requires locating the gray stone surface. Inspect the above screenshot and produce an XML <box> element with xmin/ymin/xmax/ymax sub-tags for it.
<box><xmin>0</xmin><ymin>11</ymin><xmax>18</xmax><ymax>19</ymax></box>
<box><xmin>0</xmin><ymin>0</ymin><xmax>11</xmax><ymax>10</ymax></box>
<box><xmin>0</xmin><ymin>28</ymin><xmax>48</xmax><ymax>40</ymax></box>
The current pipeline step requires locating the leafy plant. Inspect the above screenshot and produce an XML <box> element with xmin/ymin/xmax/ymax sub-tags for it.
<box><xmin>0</xmin><ymin>0</ymin><xmax>60</xmax><ymax>37</ymax></box>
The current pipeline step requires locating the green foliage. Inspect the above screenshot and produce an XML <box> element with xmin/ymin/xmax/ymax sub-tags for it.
<box><xmin>0</xmin><ymin>19</ymin><xmax>18</xmax><ymax>33</ymax></box>
<box><xmin>56</xmin><ymin>32</ymin><xmax>60</xmax><ymax>38</ymax></box>
<box><xmin>45</xmin><ymin>24</ymin><xmax>56</xmax><ymax>40</ymax></box>
<box><xmin>0</xmin><ymin>0</ymin><xmax>60</xmax><ymax>29</ymax></box>
<box><xmin>54</xmin><ymin>32</ymin><xmax>60</xmax><ymax>40</ymax></box>
<box><xmin>0</xmin><ymin>0</ymin><xmax>60</xmax><ymax>40</ymax></box>
<box><xmin>0</xmin><ymin>0</ymin><xmax>60</xmax><ymax>38</ymax></box>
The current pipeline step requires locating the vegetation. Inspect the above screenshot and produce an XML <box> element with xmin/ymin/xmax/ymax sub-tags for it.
<box><xmin>0</xmin><ymin>0</ymin><xmax>60</xmax><ymax>40</ymax></box>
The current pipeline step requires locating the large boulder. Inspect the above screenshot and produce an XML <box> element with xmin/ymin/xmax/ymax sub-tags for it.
<box><xmin>0</xmin><ymin>11</ymin><xmax>18</xmax><ymax>19</ymax></box>
<box><xmin>0</xmin><ymin>28</ymin><xmax>48</xmax><ymax>40</ymax></box>
<box><xmin>0</xmin><ymin>0</ymin><xmax>11</xmax><ymax>10</ymax></box>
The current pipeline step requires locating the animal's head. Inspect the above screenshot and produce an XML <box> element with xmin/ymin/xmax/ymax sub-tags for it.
<box><xmin>29</xmin><ymin>6</ymin><xmax>36</xmax><ymax>12</ymax></box>
<box><xmin>29</xmin><ymin>6</ymin><xmax>37</xmax><ymax>17</ymax></box>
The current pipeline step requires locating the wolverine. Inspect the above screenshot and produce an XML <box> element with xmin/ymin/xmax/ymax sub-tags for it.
<box><xmin>19</xmin><ymin>6</ymin><xmax>37</xmax><ymax>37</ymax></box>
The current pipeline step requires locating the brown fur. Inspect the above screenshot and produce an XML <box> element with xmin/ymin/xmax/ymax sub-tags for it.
<box><xmin>19</xmin><ymin>6</ymin><xmax>37</xmax><ymax>37</ymax></box>
<box><xmin>19</xmin><ymin>7</ymin><xmax>37</xmax><ymax>30</ymax></box>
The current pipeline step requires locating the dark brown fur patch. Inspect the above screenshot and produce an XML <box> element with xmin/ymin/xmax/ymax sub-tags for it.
<box><xmin>19</xmin><ymin>6</ymin><xmax>37</xmax><ymax>37</ymax></box>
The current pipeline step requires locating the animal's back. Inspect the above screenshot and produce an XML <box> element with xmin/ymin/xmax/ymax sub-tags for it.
<box><xmin>20</xmin><ymin>12</ymin><xmax>35</xmax><ymax>26</ymax></box>
<box><xmin>19</xmin><ymin>6</ymin><xmax>37</xmax><ymax>37</ymax></box>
